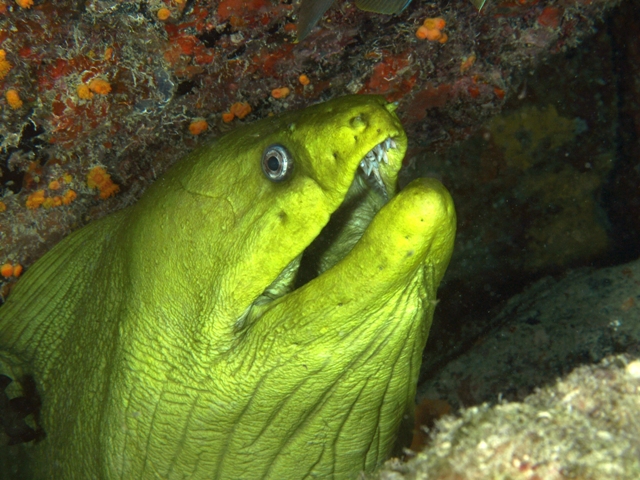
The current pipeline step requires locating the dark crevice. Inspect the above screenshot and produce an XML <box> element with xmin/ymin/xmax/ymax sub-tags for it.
<box><xmin>603</xmin><ymin>1</ymin><xmax>640</xmax><ymax>263</ymax></box>
<box><xmin>0</xmin><ymin>374</ymin><xmax>45</xmax><ymax>446</ymax></box>
<box><xmin>1</xmin><ymin>123</ymin><xmax>46</xmax><ymax>195</ymax></box>
<box><xmin>175</xmin><ymin>80</ymin><xmax>198</xmax><ymax>96</ymax></box>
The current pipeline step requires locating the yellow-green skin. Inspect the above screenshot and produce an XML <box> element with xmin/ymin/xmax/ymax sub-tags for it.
<box><xmin>0</xmin><ymin>95</ymin><xmax>455</xmax><ymax>479</ymax></box>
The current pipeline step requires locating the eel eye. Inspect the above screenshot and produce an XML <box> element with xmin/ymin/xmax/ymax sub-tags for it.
<box><xmin>262</xmin><ymin>144</ymin><xmax>292</xmax><ymax>182</ymax></box>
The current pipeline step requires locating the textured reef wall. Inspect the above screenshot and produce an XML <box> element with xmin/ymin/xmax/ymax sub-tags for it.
<box><xmin>375</xmin><ymin>355</ymin><xmax>640</xmax><ymax>479</ymax></box>
<box><xmin>372</xmin><ymin>255</ymin><xmax>640</xmax><ymax>479</ymax></box>
<box><xmin>0</xmin><ymin>0</ymin><xmax>619</xmax><ymax>298</ymax></box>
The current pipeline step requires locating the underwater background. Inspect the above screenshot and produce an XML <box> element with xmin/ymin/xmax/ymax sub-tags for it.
<box><xmin>1</xmin><ymin>0</ymin><xmax>639</xmax><ymax>477</ymax></box>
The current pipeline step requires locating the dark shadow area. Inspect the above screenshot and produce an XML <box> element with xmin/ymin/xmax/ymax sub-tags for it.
<box><xmin>418</xmin><ymin>3</ymin><xmax>640</xmax><ymax>390</ymax></box>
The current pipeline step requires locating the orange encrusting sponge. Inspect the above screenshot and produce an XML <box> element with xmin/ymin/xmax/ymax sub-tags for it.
<box><xmin>87</xmin><ymin>166</ymin><xmax>120</xmax><ymax>199</ymax></box>
<box><xmin>416</xmin><ymin>17</ymin><xmax>448</xmax><ymax>44</ymax></box>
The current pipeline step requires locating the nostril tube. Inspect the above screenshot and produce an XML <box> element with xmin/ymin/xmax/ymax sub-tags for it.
<box><xmin>350</xmin><ymin>114</ymin><xmax>368</xmax><ymax>130</ymax></box>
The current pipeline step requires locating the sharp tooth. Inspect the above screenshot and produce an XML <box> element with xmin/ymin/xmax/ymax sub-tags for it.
<box><xmin>372</xmin><ymin>166</ymin><xmax>383</xmax><ymax>186</ymax></box>
<box><xmin>361</xmin><ymin>159</ymin><xmax>373</xmax><ymax>176</ymax></box>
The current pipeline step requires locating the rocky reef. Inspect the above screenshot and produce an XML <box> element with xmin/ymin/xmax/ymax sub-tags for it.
<box><xmin>0</xmin><ymin>0</ymin><xmax>622</xmax><ymax>295</ymax></box>
<box><xmin>2</xmin><ymin>0</ymin><xmax>640</xmax><ymax>477</ymax></box>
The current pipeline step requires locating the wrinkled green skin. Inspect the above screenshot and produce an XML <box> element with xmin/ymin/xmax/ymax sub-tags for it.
<box><xmin>0</xmin><ymin>95</ymin><xmax>455</xmax><ymax>479</ymax></box>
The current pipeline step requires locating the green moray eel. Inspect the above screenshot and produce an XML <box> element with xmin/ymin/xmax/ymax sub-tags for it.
<box><xmin>0</xmin><ymin>95</ymin><xmax>456</xmax><ymax>479</ymax></box>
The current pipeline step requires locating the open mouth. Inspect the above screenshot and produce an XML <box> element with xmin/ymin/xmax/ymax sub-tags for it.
<box><xmin>237</xmin><ymin>136</ymin><xmax>402</xmax><ymax>327</ymax></box>
<box><xmin>295</xmin><ymin>135</ymin><xmax>400</xmax><ymax>283</ymax></box>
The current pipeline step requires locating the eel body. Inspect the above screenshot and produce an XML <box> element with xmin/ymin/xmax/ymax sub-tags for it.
<box><xmin>0</xmin><ymin>95</ymin><xmax>456</xmax><ymax>479</ymax></box>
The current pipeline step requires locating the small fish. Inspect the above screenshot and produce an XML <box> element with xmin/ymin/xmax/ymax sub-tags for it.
<box><xmin>469</xmin><ymin>0</ymin><xmax>488</xmax><ymax>10</ymax></box>
<box><xmin>297</xmin><ymin>0</ymin><xmax>488</xmax><ymax>41</ymax></box>
<box><xmin>297</xmin><ymin>0</ymin><xmax>411</xmax><ymax>41</ymax></box>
